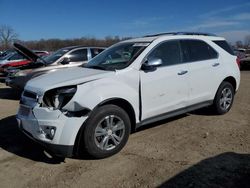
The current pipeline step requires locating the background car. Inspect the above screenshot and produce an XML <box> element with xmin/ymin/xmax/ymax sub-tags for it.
<box><xmin>234</xmin><ymin>48</ymin><xmax>250</xmax><ymax>69</ymax></box>
<box><xmin>33</xmin><ymin>50</ymin><xmax>50</xmax><ymax>57</ymax></box>
<box><xmin>0</xmin><ymin>50</ymin><xmax>18</xmax><ymax>62</ymax></box>
<box><xmin>234</xmin><ymin>48</ymin><xmax>246</xmax><ymax>59</ymax></box>
<box><xmin>0</xmin><ymin>48</ymin><xmax>49</xmax><ymax>74</ymax></box>
<box><xmin>0</xmin><ymin>50</ymin><xmax>15</xmax><ymax>58</ymax></box>
<box><xmin>6</xmin><ymin>43</ymin><xmax>105</xmax><ymax>90</ymax></box>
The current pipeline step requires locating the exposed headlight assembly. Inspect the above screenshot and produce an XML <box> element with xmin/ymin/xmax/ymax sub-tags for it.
<box><xmin>15</xmin><ymin>69</ymin><xmax>32</xmax><ymax>77</ymax></box>
<box><xmin>43</xmin><ymin>86</ymin><xmax>77</xmax><ymax>110</ymax></box>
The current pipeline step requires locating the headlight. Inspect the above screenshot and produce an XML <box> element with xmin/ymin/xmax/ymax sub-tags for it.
<box><xmin>15</xmin><ymin>71</ymin><xmax>26</xmax><ymax>76</ymax></box>
<box><xmin>43</xmin><ymin>86</ymin><xmax>77</xmax><ymax>109</ymax></box>
<box><xmin>15</xmin><ymin>70</ymin><xmax>32</xmax><ymax>77</ymax></box>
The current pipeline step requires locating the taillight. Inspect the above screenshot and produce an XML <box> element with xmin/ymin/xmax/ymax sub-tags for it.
<box><xmin>236</xmin><ymin>57</ymin><xmax>241</xmax><ymax>69</ymax></box>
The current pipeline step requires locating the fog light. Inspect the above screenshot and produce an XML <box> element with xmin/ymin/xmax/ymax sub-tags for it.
<box><xmin>41</xmin><ymin>126</ymin><xmax>56</xmax><ymax>140</ymax></box>
<box><xmin>50</xmin><ymin>128</ymin><xmax>55</xmax><ymax>137</ymax></box>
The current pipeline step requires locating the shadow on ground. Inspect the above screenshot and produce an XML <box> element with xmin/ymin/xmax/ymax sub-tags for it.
<box><xmin>136</xmin><ymin>106</ymin><xmax>220</xmax><ymax>132</ymax></box>
<box><xmin>158</xmin><ymin>152</ymin><xmax>250</xmax><ymax>188</ymax></box>
<box><xmin>0</xmin><ymin>115</ymin><xmax>64</xmax><ymax>164</ymax></box>
<box><xmin>0</xmin><ymin>87</ymin><xmax>21</xmax><ymax>100</ymax></box>
<box><xmin>189</xmin><ymin>106</ymin><xmax>217</xmax><ymax>116</ymax></box>
<box><xmin>136</xmin><ymin>114</ymin><xmax>187</xmax><ymax>132</ymax></box>
<box><xmin>240</xmin><ymin>64</ymin><xmax>250</xmax><ymax>71</ymax></box>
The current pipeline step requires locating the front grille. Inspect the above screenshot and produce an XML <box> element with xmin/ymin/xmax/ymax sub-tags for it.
<box><xmin>23</xmin><ymin>90</ymin><xmax>37</xmax><ymax>100</ymax></box>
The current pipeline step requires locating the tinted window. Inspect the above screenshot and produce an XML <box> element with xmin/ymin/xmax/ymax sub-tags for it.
<box><xmin>44</xmin><ymin>48</ymin><xmax>70</xmax><ymax>64</ymax></box>
<box><xmin>213</xmin><ymin>40</ymin><xmax>234</xmax><ymax>55</ymax></box>
<box><xmin>148</xmin><ymin>40</ymin><xmax>181</xmax><ymax>66</ymax></box>
<box><xmin>68</xmin><ymin>49</ymin><xmax>87</xmax><ymax>62</ymax></box>
<box><xmin>91</xmin><ymin>48</ymin><xmax>105</xmax><ymax>58</ymax></box>
<box><xmin>181</xmin><ymin>40</ymin><xmax>218</xmax><ymax>62</ymax></box>
<box><xmin>9</xmin><ymin>53</ymin><xmax>26</xmax><ymax>61</ymax></box>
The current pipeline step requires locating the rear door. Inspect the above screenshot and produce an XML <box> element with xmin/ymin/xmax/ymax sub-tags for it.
<box><xmin>140</xmin><ymin>40</ymin><xmax>189</xmax><ymax>120</ymax></box>
<box><xmin>180</xmin><ymin>39</ymin><xmax>221</xmax><ymax>105</ymax></box>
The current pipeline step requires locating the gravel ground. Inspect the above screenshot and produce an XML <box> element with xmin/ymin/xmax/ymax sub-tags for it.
<box><xmin>0</xmin><ymin>71</ymin><xmax>249</xmax><ymax>188</ymax></box>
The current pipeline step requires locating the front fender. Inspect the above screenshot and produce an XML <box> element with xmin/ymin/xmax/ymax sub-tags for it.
<box><xmin>63</xmin><ymin>77</ymin><xmax>140</xmax><ymax>122</ymax></box>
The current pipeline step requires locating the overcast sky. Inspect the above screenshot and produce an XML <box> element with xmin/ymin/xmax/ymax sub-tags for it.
<box><xmin>1</xmin><ymin>0</ymin><xmax>250</xmax><ymax>43</ymax></box>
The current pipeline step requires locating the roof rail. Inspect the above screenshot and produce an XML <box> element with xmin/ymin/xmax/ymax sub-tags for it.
<box><xmin>144</xmin><ymin>32</ymin><xmax>217</xmax><ymax>37</ymax></box>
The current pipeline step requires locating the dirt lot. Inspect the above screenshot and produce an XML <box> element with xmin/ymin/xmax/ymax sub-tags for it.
<box><xmin>0</xmin><ymin>72</ymin><xmax>250</xmax><ymax>188</ymax></box>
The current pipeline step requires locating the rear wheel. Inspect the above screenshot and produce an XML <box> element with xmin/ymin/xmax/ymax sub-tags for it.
<box><xmin>80</xmin><ymin>104</ymin><xmax>131</xmax><ymax>159</ymax></box>
<box><xmin>213</xmin><ymin>81</ymin><xmax>235</xmax><ymax>115</ymax></box>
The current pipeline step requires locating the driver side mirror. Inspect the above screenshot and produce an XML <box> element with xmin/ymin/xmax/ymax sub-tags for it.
<box><xmin>141</xmin><ymin>58</ymin><xmax>162</xmax><ymax>71</ymax></box>
<box><xmin>61</xmin><ymin>57</ymin><xmax>71</xmax><ymax>65</ymax></box>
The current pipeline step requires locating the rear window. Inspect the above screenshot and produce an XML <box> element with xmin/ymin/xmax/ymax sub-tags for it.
<box><xmin>68</xmin><ymin>49</ymin><xmax>88</xmax><ymax>62</ymax></box>
<box><xmin>91</xmin><ymin>48</ymin><xmax>105</xmax><ymax>58</ymax></box>
<box><xmin>213</xmin><ymin>40</ymin><xmax>234</xmax><ymax>55</ymax></box>
<box><xmin>181</xmin><ymin>40</ymin><xmax>218</xmax><ymax>62</ymax></box>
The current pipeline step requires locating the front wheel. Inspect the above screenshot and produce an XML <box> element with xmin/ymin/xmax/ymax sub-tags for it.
<box><xmin>80</xmin><ymin>104</ymin><xmax>131</xmax><ymax>159</ymax></box>
<box><xmin>213</xmin><ymin>81</ymin><xmax>235</xmax><ymax>115</ymax></box>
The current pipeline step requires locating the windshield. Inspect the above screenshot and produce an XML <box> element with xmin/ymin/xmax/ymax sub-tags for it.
<box><xmin>83</xmin><ymin>42</ymin><xmax>149</xmax><ymax>71</ymax></box>
<box><xmin>42</xmin><ymin>48</ymin><xmax>70</xmax><ymax>65</ymax></box>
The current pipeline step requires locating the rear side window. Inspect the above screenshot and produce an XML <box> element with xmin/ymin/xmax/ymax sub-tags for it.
<box><xmin>91</xmin><ymin>48</ymin><xmax>105</xmax><ymax>58</ymax></box>
<box><xmin>68</xmin><ymin>49</ymin><xmax>88</xmax><ymax>62</ymax></box>
<box><xmin>148</xmin><ymin>40</ymin><xmax>182</xmax><ymax>66</ymax></box>
<box><xmin>213</xmin><ymin>40</ymin><xmax>234</xmax><ymax>55</ymax></box>
<box><xmin>181</xmin><ymin>40</ymin><xmax>218</xmax><ymax>62</ymax></box>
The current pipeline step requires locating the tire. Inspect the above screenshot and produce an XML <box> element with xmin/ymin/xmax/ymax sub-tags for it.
<box><xmin>213</xmin><ymin>81</ymin><xmax>235</xmax><ymax>115</ymax></box>
<box><xmin>80</xmin><ymin>104</ymin><xmax>131</xmax><ymax>159</ymax></box>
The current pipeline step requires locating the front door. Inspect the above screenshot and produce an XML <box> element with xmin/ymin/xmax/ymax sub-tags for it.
<box><xmin>140</xmin><ymin>40</ymin><xmax>189</xmax><ymax>120</ymax></box>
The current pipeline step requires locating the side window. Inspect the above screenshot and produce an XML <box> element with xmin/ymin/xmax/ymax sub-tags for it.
<box><xmin>68</xmin><ymin>49</ymin><xmax>87</xmax><ymax>62</ymax></box>
<box><xmin>213</xmin><ymin>40</ymin><xmax>234</xmax><ymax>55</ymax></box>
<box><xmin>181</xmin><ymin>40</ymin><xmax>218</xmax><ymax>62</ymax></box>
<box><xmin>147</xmin><ymin>40</ymin><xmax>182</xmax><ymax>66</ymax></box>
<box><xmin>91</xmin><ymin>48</ymin><xmax>104</xmax><ymax>58</ymax></box>
<box><xmin>9</xmin><ymin>53</ymin><xmax>25</xmax><ymax>61</ymax></box>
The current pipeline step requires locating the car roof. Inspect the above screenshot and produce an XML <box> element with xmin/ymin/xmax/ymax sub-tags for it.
<box><xmin>124</xmin><ymin>32</ymin><xmax>225</xmax><ymax>43</ymax></box>
<box><xmin>61</xmin><ymin>46</ymin><xmax>106</xmax><ymax>51</ymax></box>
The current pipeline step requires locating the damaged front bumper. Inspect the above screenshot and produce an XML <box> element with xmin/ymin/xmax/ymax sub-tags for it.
<box><xmin>17</xmin><ymin>104</ymin><xmax>88</xmax><ymax>157</ymax></box>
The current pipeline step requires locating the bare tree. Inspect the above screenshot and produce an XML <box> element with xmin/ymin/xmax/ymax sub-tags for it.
<box><xmin>0</xmin><ymin>25</ymin><xmax>18</xmax><ymax>50</ymax></box>
<box><xmin>235</xmin><ymin>41</ymin><xmax>243</xmax><ymax>48</ymax></box>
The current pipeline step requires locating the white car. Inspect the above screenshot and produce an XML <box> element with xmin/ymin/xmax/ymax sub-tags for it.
<box><xmin>17</xmin><ymin>32</ymin><xmax>240</xmax><ymax>159</ymax></box>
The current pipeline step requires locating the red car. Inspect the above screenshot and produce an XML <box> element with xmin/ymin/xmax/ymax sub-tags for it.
<box><xmin>0</xmin><ymin>47</ymin><xmax>48</xmax><ymax>74</ymax></box>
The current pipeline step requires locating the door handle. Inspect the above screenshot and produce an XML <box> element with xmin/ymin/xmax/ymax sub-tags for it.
<box><xmin>212</xmin><ymin>63</ymin><xmax>220</xmax><ymax>67</ymax></box>
<box><xmin>178</xmin><ymin>70</ymin><xmax>188</xmax><ymax>75</ymax></box>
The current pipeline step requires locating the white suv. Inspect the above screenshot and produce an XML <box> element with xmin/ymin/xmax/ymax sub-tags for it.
<box><xmin>17</xmin><ymin>32</ymin><xmax>240</xmax><ymax>158</ymax></box>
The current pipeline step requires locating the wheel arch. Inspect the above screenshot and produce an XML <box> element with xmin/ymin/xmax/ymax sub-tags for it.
<box><xmin>97</xmin><ymin>98</ymin><xmax>137</xmax><ymax>133</ymax></box>
<box><xmin>222</xmin><ymin>76</ymin><xmax>237</xmax><ymax>92</ymax></box>
<box><xmin>73</xmin><ymin>97</ymin><xmax>137</xmax><ymax>156</ymax></box>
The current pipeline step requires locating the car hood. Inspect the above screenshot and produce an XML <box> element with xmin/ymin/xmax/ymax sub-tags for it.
<box><xmin>14</xmin><ymin>43</ymin><xmax>40</xmax><ymax>62</ymax></box>
<box><xmin>25</xmin><ymin>67</ymin><xmax>114</xmax><ymax>94</ymax></box>
<box><xmin>23</xmin><ymin>61</ymin><xmax>84</xmax><ymax>73</ymax></box>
